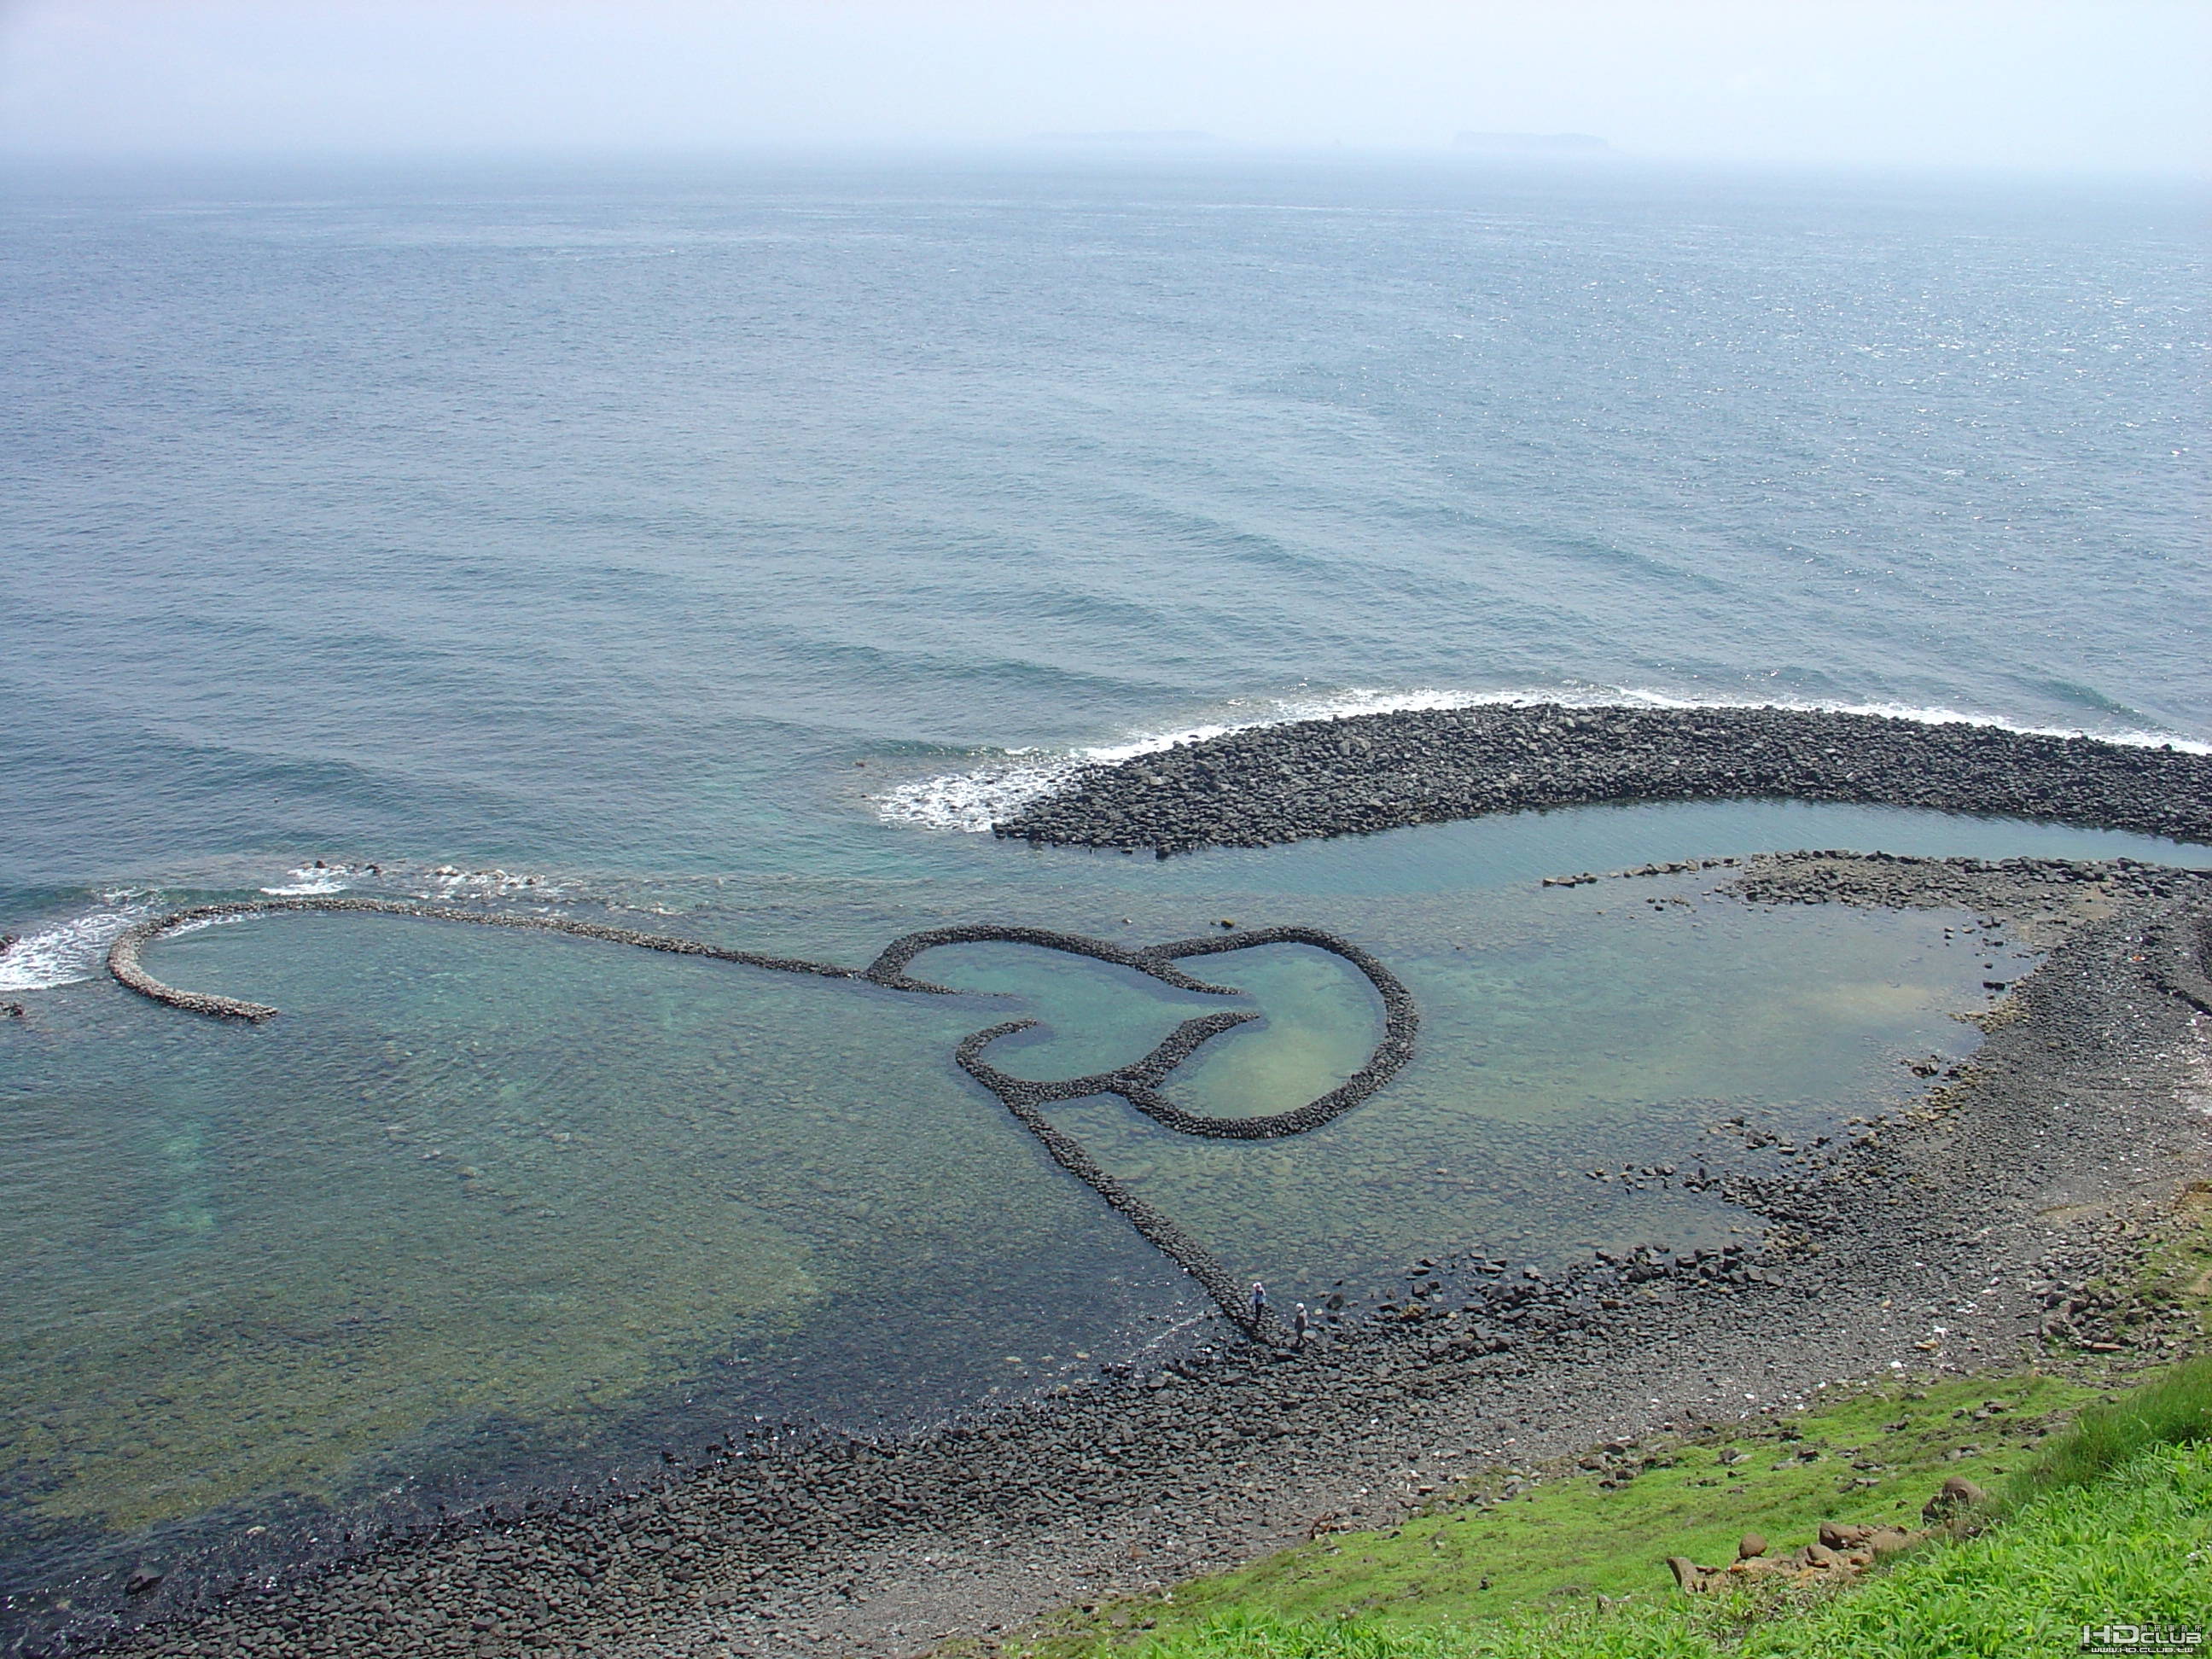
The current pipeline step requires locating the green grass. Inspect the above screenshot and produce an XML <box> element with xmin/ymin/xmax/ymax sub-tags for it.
<box><xmin>957</xmin><ymin>1194</ymin><xmax>2212</xmax><ymax>1659</ymax></box>
<box><xmin>2009</xmin><ymin>1357</ymin><xmax>2212</xmax><ymax>1504</ymax></box>
<box><xmin>1107</xmin><ymin>1435</ymin><xmax>2212</xmax><ymax>1659</ymax></box>
<box><xmin>981</xmin><ymin>1187</ymin><xmax>2212</xmax><ymax>1659</ymax></box>
<box><xmin>1022</xmin><ymin>1370</ymin><xmax>2095</xmax><ymax>1654</ymax></box>
<box><xmin>1005</xmin><ymin>1353</ymin><xmax>2212</xmax><ymax>1659</ymax></box>
<box><xmin>1111</xmin><ymin>1615</ymin><xmax>1447</xmax><ymax>1658</ymax></box>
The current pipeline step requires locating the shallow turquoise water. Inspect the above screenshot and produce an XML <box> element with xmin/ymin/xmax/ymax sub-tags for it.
<box><xmin>5</xmin><ymin>795</ymin><xmax>2186</xmax><ymax>1600</ymax></box>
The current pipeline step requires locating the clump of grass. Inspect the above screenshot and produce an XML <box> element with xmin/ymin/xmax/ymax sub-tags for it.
<box><xmin>1034</xmin><ymin>1369</ymin><xmax>2087</xmax><ymax>1656</ymax></box>
<box><xmin>1121</xmin><ymin>1610</ymin><xmax>1452</xmax><ymax>1657</ymax></box>
<box><xmin>1745</xmin><ymin>1438</ymin><xmax>2212</xmax><ymax>1658</ymax></box>
<box><xmin>2009</xmin><ymin>1354</ymin><xmax>2212</xmax><ymax>1504</ymax></box>
<box><xmin>1033</xmin><ymin>1203</ymin><xmax>2212</xmax><ymax>1659</ymax></box>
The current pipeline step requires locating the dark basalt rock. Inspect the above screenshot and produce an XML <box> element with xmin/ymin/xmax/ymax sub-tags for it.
<box><xmin>992</xmin><ymin>702</ymin><xmax>2212</xmax><ymax>854</ymax></box>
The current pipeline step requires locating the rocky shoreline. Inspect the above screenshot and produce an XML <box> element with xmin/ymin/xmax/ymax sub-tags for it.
<box><xmin>994</xmin><ymin>703</ymin><xmax>2212</xmax><ymax>854</ymax></box>
<box><xmin>49</xmin><ymin>851</ymin><xmax>2210</xmax><ymax>1659</ymax></box>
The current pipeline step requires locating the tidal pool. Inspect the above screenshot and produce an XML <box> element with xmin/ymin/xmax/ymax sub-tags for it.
<box><xmin>1</xmin><ymin>798</ymin><xmax>2201</xmax><ymax>1609</ymax></box>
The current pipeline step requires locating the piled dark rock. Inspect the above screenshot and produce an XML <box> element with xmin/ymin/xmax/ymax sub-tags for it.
<box><xmin>73</xmin><ymin>1248</ymin><xmax>1773</xmax><ymax>1659</ymax></box>
<box><xmin>994</xmin><ymin>703</ymin><xmax>2212</xmax><ymax>854</ymax></box>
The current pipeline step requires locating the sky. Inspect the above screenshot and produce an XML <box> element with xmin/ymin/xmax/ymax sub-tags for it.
<box><xmin>0</xmin><ymin>0</ymin><xmax>2206</xmax><ymax>174</ymax></box>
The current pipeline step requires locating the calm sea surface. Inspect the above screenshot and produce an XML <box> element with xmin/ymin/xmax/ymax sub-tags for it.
<box><xmin>1</xmin><ymin>155</ymin><xmax>2206</xmax><ymax>1618</ymax></box>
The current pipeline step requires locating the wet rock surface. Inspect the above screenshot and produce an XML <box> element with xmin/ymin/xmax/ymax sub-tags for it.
<box><xmin>993</xmin><ymin>703</ymin><xmax>2212</xmax><ymax>854</ymax></box>
<box><xmin>42</xmin><ymin>857</ymin><xmax>2212</xmax><ymax>1659</ymax></box>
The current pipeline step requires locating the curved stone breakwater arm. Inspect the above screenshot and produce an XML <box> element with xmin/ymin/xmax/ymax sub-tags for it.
<box><xmin>107</xmin><ymin>897</ymin><xmax>871</xmax><ymax>1022</ymax></box>
<box><xmin>953</xmin><ymin>1018</ymin><xmax>1279</xmax><ymax>1340</ymax></box>
<box><xmin>947</xmin><ymin>925</ymin><xmax>1419</xmax><ymax>1138</ymax></box>
<box><xmin>992</xmin><ymin>702</ymin><xmax>2212</xmax><ymax>854</ymax></box>
<box><xmin>107</xmin><ymin>899</ymin><xmax>1417</xmax><ymax>1343</ymax></box>
<box><xmin>948</xmin><ymin>923</ymin><xmax>1419</xmax><ymax>1345</ymax></box>
<box><xmin>859</xmin><ymin>921</ymin><xmax>1242</xmax><ymax>995</ymax></box>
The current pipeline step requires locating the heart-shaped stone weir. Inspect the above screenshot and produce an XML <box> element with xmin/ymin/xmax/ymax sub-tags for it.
<box><xmin>108</xmin><ymin>902</ymin><xmax>1417</xmax><ymax>1341</ymax></box>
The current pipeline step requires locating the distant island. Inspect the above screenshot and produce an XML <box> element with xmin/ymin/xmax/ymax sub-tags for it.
<box><xmin>1030</xmin><ymin>129</ymin><xmax>1220</xmax><ymax>144</ymax></box>
<box><xmin>1454</xmin><ymin>131</ymin><xmax>1610</xmax><ymax>152</ymax></box>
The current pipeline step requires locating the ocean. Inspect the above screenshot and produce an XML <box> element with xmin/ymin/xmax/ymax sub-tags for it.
<box><xmin>1</xmin><ymin>154</ymin><xmax>2205</xmax><ymax>1619</ymax></box>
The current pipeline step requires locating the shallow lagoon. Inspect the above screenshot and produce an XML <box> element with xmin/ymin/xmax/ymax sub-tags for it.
<box><xmin>2</xmin><ymin>799</ymin><xmax>2206</xmax><ymax>1603</ymax></box>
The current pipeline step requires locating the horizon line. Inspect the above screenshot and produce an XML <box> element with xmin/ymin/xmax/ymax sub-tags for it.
<box><xmin>1</xmin><ymin>140</ymin><xmax>2205</xmax><ymax>186</ymax></box>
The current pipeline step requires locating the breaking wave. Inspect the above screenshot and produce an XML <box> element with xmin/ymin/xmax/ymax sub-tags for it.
<box><xmin>875</xmin><ymin>684</ymin><xmax>2212</xmax><ymax>835</ymax></box>
<box><xmin>0</xmin><ymin>893</ymin><xmax>157</xmax><ymax>992</ymax></box>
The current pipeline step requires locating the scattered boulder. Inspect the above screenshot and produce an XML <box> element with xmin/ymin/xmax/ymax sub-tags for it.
<box><xmin>1922</xmin><ymin>1476</ymin><xmax>1990</xmax><ymax>1522</ymax></box>
<box><xmin>1819</xmin><ymin>1521</ymin><xmax>1915</xmax><ymax>1556</ymax></box>
<box><xmin>1668</xmin><ymin>1503</ymin><xmax>1945</xmax><ymax>1594</ymax></box>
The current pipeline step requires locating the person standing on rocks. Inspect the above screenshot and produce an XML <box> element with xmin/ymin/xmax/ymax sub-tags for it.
<box><xmin>1293</xmin><ymin>1303</ymin><xmax>1309</xmax><ymax>1341</ymax></box>
<box><xmin>1250</xmin><ymin>1282</ymin><xmax>1267</xmax><ymax>1322</ymax></box>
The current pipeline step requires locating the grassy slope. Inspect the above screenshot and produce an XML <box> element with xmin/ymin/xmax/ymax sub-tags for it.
<box><xmin>981</xmin><ymin>1187</ymin><xmax>2212</xmax><ymax>1659</ymax></box>
<box><xmin>1022</xmin><ymin>1371</ymin><xmax>2093</xmax><ymax>1651</ymax></box>
<box><xmin>1104</xmin><ymin>1435</ymin><xmax>2212</xmax><ymax>1659</ymax></box>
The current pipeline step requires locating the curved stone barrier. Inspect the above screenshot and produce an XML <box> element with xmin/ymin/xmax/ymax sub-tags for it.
<box><xmin>993</xmin><ymin>701</ymin><xmax>2212</xmax><ymax>854</ymax></box>
<box><xmin>939</xmin><ymin>925</ymin><xmax>1417</xmax><ymax>1345</ymax></box>
<box><xmin>860</xmin><ymin>922</ymin><xmax>1239</xmax><ymax>996</ymax></box>
<box><xmin>953</xmin><ymin>925</ymin><xmax>1418</xmax><ymax>1139</ymax></box>
<box><xmin>107</xmin><ymin>899</ymin><xmax>1417</xmax><ymax>1343</ymax></box>
<box><xmin>108</xmin><ymin>898</ymin><xmax>866</xmax><ymax>1022</ymax></box>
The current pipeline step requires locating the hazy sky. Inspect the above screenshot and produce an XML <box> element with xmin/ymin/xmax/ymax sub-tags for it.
<box><xmin>2</xmin><ymin>0</ymin><xmax>2205</xmax><ymax>173</ymax></box>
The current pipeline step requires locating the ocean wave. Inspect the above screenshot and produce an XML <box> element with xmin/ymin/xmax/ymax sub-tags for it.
<box><xmin>261</xmin><ymin>871</ymin><xmax>352</xmax><ymax>896</ymax></box>
<box><xmin>427</xmin><ymin>864</ymin><xmax>576</xmax><ymax>899</ymax></box>
<box><xmin>0</xmin><ymin>863</ymin><xmax>586</xmax><ymax>992</ymax></box>
<box><xmin>0</xmin><ymin>894</ymin><xmax>157</xmax><ymax>992</ymax></box>
<box><xmin>876</xmin><ymin>684</ymin><xmax>2212</xmax><ymax>834</ymax></box>
<box><xmin>874</xmin><ymin>687</ymin><xmax>1545</xmax><ymax>833</ymax></box>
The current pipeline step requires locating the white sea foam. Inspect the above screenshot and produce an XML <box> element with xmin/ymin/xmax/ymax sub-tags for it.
<box><xmin>261</xmin><ymin>871</ymin><xmax>351</xmax><ymax>896</ymax></box>
<box><xmin>162</xmin><ymin>915</ymin><xmax>246</xmax><ymax>939</ymax></box>
<box><xmin>0</xmin><ymin>894</ymin><xmax>156</xmax><ymax>992</ymax></box>
<box><xmin>0</xmin><ymin>861</ymin><xmax>582</xmax><ymax>992</ymax></box>
<box><xmin>876</xmin><ymin>684</ymin><xmax>2211</xmax><ymax>834</ymax></box>
<box><xmin>875</xmin><ymin>686</ymin><xmax>1522</xmax><ymax>833</ymax></box>
<box><xmin>428</xmin><ymin>864</ymin><xmax>574</xmax><ymax>899</ymax></box>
